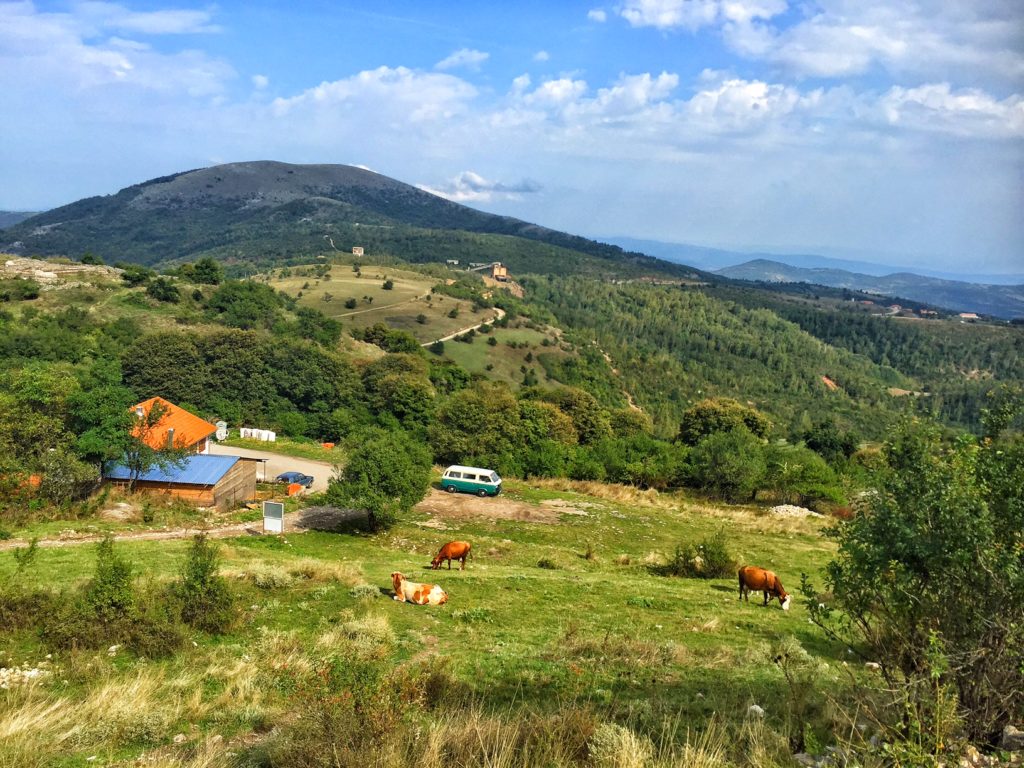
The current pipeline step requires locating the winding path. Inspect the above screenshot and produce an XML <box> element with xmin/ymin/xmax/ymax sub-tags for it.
<box><xmin>422</xmin><ymin>307</ymin><xmax>506</xmax><ymax>346</ymax></box>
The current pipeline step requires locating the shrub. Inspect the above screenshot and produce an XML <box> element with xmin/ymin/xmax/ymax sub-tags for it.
<box><xmin>86</xmin><ymin>535</ymin><xmax>135</xmax><ymax>627</ymax></box>
<box><xmin>348</xmin><ymin>583</ymin><xmax>380</xmax><ymax>600</ymax></box>
<box><xmin>655</xmin><ymin>530</ymin><xmax>735</xmax><ymax>579</ymax></box>
<box><xmin>175</xmin><ymin>533</ymin><xmax>234</xmax><ymax>634</ymax></box>
<box><xmin>537</xmin><ymin>557</ymin><xmax>558</xmax><ymax>570</ymax></box>
<box><xmin>145</xmin><ymin>277</ymin><xmax>180</xmax><ymax>304</ymax></box>
<box><xmin>803</xmin><ymin>412</ymin><xmax>1024</xmax><ymax>748</ymax></box>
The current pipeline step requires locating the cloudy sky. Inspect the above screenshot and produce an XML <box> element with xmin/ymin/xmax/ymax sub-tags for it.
<box><xmin>2</xmin><ymin>1</ymin><xmax>1022</xmax><ymax>273</ymax></box>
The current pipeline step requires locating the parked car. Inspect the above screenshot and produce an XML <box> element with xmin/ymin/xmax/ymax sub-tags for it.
<box><xmin>276</xmin><ymin>471</ymin><xmax>314</xmax><ymax>487</ymax></box>
<box><xmin>440</xmin><ymin>465</ymin><xmax>502</xmax><ymax>497</ymax></box>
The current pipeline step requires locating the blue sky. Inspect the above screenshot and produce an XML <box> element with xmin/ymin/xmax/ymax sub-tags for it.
<box><xmin>1</xmin><ymin>1</ymin><xmax>1022</xmax><ymax>273</ymax></box>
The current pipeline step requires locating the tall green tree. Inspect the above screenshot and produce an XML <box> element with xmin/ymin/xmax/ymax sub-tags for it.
<box><xmin>804</xmin><ymin>406</ymin><xmax>1024</xmax><ymax>747</ymax></box>
<box><xmin>325</xmin><ymin>428</ymin><xmax>431</xmax><ymax>531</ymax></box>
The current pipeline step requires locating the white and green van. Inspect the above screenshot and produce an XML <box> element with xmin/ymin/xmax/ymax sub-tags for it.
<box><xmin>441</xmin><ymin>465</ymin><xmax>502</xmax><ymax>497</ymax></box>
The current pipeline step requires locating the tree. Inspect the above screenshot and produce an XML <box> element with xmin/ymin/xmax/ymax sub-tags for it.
<box><xmin>345</xmin><ymin>297</ymin><xmax>358</xmax><ymax>309</ymax></box>
<box><xmin>146</xmin><ymin>277</ymin><xmax>180</xmax><ymax>303</ymax></box>
<box><xmin>803</xmin><ymin>411</ymin><xmax>1024</xmax><ymax>748</ymax></box>
<box><xmin>383</xmin><ymin>279</ymin><xmax>394</xmax><ymax>290</ymax></box>
<box><xmin>677</xmin><ymin>397</ymin><xmax>771</xmax><ymax>445</ymax></box>
<box><xmin>120</xmin><ymin>264</ymin><xmax>154</xmax><ymax>287</ymax></box>
<box><xmin>325</xmin><ymin>428</ymin><xmax>431</xmax><ymax>530</ymax></box>
<box><xmin>175</xmin><ymin>533</ymin><xmax>234</xmax><ymax>633</ymax></box>
<box><xmin>191</xmin><ymin>257</ymin><xmax>224</xmax><ymax>285</ymax></box>
<box><xmin>429</xmin><ymin>381</ymin><xmax>523</xmax><ymax>473</ymax></box>
<box><xmin>121</xmin><ymin>400</ymin><xmax>189</xmax><ymax>491</ymax></box>
<box><xmin>206</xmin><ymin>281</ymin><xmax>281</xmax><ymax>329</ymax></box>
<box><xmin>763</xmin><ymin>443</ymin><xmax>842</xmax><ymax>507</ymax></box>
<box><xmin>687</xmin><ymin>429</ymin><xmax>766</xmax><ymax>501</ymax></box>
<box><xmin>803</xmin><ymin>419</ymin><xmax>859</xmax><ymax>464</ymax></box>
<box><xmin>80</xmin><ymin>252</ymin><xmax>104</xmax><ymax>265</ymax></box>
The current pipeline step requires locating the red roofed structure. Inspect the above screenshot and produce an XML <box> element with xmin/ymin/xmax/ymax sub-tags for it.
<box><xmin>132</xmin><ymin>397</ymin><xmax>217</xmax><ymax>454</ymax></box>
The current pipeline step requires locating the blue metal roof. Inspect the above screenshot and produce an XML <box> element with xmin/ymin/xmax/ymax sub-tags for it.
<box><xmin>104</xmin><ymin>454</ymin><xmax>240</xmax><ymax>486</ymax></box>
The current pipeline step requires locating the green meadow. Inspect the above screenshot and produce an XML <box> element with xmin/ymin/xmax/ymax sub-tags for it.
<box><xmin>0</xmin><ymin>480</ymin><xmax>843</xmax><ymax>767</ymax></box>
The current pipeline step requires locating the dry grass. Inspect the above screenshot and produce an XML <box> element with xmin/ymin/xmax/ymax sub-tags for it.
<box><xmin>225</xmin><ymin>557</ymin><xmax>361</xmax><ymax>589</ymax></box>
<box><xmin>530</xmin><ymin>479</ymin><xmax>676</xmax><ymax>509</ymax></box>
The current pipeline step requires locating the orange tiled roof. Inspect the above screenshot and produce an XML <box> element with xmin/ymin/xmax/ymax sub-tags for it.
<box><xmin>132</xmin><ymin>397</ymin><xmax>216</xmax><ymax>450</ymax></box>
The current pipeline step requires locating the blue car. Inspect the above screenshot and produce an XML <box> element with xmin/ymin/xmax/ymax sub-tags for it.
<box><xmin>276</xmin><ymin>471</ymin><xmax>314</xmax><ymax>487</ymax></box>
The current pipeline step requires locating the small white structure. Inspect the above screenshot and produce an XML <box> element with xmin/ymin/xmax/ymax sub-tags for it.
<box><xmin>352</xmin><ymin>246</ymin><xmax>364</xmax><ymax>257</ymax></box>
<box><xmin>240</xmin><ymin>427</ymin><xmax>277</xmax><ymax>442</ymax></box>
<box><xmin>262</xmin><ymin>501</ymin><xmax>284</xmax><ymax>534</ymax></box>
<box><xmin>215</xmin><ymin>421</ymin><xmax>228</xmax><ymax>441</ymax></box>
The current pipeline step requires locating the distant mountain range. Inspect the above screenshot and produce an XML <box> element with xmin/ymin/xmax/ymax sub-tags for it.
<box><xmin>0</xmin><ymin>211</ymin><xmax>37</xmax><ymax>228</ymax></box>
<box><xmin>0</xmin><ymin>161</ymin><xmax>703</xmax><ymax>280</ymax></box>
<box><xmin>717</xmin><ymin>259</ymin><xmax>1024</xmax><ymax>319</ymax></box>
<box><xmin>607</xmin><ymin>236</ymin><xmax>1024</xmax><ymax>286</ymax></box>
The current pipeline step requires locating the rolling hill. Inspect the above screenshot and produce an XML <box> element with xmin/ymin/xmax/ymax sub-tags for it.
<box><xmin>718</xmin><ymin>258</ymin><xmax>1024</xmax><ymax>319</ymax></box>
<box><xmin>0</xmin><ymin>161</ymin><xmax>704</xmax><ymax>280</ymax></box>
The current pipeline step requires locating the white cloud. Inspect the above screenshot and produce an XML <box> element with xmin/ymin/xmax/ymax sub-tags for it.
<box><xmin>876</xmin><ymin>83</ymin><xmax>1024</xmax><ymax>138</ymax></box>
<box><xmin>251</xmin><ymin>74</ymin><xmax>269</xmax><ymax>89</ymax></box>
<box><xmin>588</xmin><ymin>9</ymin><xmax>608</xmax><ymax>22</ymax></box>
<box><xmin>435</xmin><ymin>47</ymin><xmax>489</xmax><ymax>71</ymax></box>
<box><xmin>270</xmin><ymin>66</ymin><xmax>477</xmax><ymax>124</ymax></box>
<box><xmin>418</xmin><ymin>171</ymin><xmax>542</xmax><ymax>202</ymax></box>
<box><xmin>618</xmin><ymin>0</ymin><xmax>783</xmax><ymax>31</ymax></box>
<box><xmin>723</xmin><ymin>1</ymin><xmax>1024</xmax><ymax>84</ymax></box>
<box><xmin>521</xmin><ymin>77</ymin><xmax>588</xmax><ymax>108</ymax></box>
<box><xmin>0</xmin><ymin>2</ymin><xmax>232</xmax><ymax>96</ymax></box>
<box><xmin>533</xmin><ymin>50</ymin><xmax>550</xmax><ymax>62</ymax></box>
<box><xmin>74</xmin><ymin>1</ymin><xmax>220</xmax><ymax>34</ymax></box>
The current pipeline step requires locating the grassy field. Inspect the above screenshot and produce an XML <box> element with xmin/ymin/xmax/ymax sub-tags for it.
<box><xmin>268</xmin><ymin>264</ymin><xmax>498</xmax><ymax>344</ymax></box>
<box><xmin>0</xmin><ymin>479</ymin><xmax>844</xmax><ymax>767</ymax></box>
<box><xmin>439</xmin><ymin>324</ymin><xmax>573</xmax><ymax>389</ymax></box>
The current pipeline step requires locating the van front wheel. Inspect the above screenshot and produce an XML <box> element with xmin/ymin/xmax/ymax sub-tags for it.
<box><xmin>476</xmin><ymin>489</ymin><xmax>488</xmax><ymax>497</ymax></box>
<box><xmin>445</xmin><ymin>485</ymin><xmax>456</xmax><ymax>494</ymax></box>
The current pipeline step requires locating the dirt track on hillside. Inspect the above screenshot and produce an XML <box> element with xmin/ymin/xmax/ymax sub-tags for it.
<box><xmin>416</xmin><ymin>488</ymin><xmax>559</xmax><ymax>523</ymax></box>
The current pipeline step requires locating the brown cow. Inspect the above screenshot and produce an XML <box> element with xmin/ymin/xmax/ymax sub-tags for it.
<box><xmin>738</xmin><ymin>565</ymin><xmax>791</xmax><ymax>610</ymax></box>
<box><xmin>431</xmin><ymin>540</ymin><xmax>472</xmax><ymax>570</ymax></box>
<box><xmin>391</xmin><ymin>572</ymin><xmax>448</xmax><ymax>605</ymax></box>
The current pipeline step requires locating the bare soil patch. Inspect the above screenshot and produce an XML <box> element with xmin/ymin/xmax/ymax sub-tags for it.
<box><xmin>415</xmin><ymin>488</ymin><xmax>559</xmax><ymax>523</ymax></box>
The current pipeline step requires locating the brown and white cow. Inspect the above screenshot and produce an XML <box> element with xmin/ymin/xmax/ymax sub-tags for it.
<box><xmin>431</xmin><ymin>541</ymin><xmax>472</xmax><ymax>570</ymax></box>
<box><xmin>391</xmin><ymin>572</ymin><xmax>448</xmax><ymax>606</ymax></box>
<box><xmin>738</xmin><ymin>565</ymin><xmax>791</xmax><ymax>610</ymax></box>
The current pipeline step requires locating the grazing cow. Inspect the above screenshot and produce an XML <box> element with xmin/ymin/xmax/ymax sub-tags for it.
<box><xmin>431</xmin><ymin>541</ymin><xmax>472</xmax><ymax>570</ymax></box>
<box><xmin>738</xmin><ymin>565</ymin><xmax>791</xmax><ymax>610</ymax></box>
<box><xmin>391</xmin><ymin>572</ymin><xmax>448</xmax><ymax>606</ymax></box>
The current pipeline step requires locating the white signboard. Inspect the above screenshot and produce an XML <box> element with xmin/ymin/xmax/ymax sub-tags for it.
<box><xmin>262</xmin><ymin>501</ymin><xmax>285</xmax><ymax>534</ymax></box>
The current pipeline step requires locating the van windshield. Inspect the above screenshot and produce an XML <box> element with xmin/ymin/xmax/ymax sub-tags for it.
<box><xmin>490</xmin><ymin>473</ymin><xmax>500</xmax><ymax>482</ymax></box>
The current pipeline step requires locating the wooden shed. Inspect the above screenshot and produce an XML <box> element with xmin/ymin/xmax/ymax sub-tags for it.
<box><xmin>104</xmin><ymin>454</ymin><xmax>257</xmax><ymax>511</ymax></box>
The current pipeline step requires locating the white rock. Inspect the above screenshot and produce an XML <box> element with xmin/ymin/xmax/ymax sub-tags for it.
<box><xmin>1001</xmin><ymin>724</ymin><xmax>1024</xmax><ymax>751</ymax></box>
<box><xmin>173</xmin><ymin>733</ymin><xmax>186</xmax><ymax>744</ymax></box>
<box><xmin>865</xmin><ymin>662</ymin><xmax>882</xmax><ymax>671</ymax></box>
<box><xmin>747</xmin><ymin>704</ymin><xmax>765</xmax><ymax>718</ymax></box>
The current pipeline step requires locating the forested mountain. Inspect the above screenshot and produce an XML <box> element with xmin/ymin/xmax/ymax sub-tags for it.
<box><xmin>0</xmin><ymin>211</ymin><xmax>37</xmax><ymax>228</ymax></box>
<box><xmin>526</xmin><ymin>276</ymin><xmax>916</xmax><ymax>438</ymax></box>
<box><xmin>718</xmin><ymin>258</ymin><xmax>1024</xmax><ymax>319</ymax></box>
<box><xmin>0</xmin><ymin>162</ymin><xmax>704</xmax><ymax>280</ymax></box>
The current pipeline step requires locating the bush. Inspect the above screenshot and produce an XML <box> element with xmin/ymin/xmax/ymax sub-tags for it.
<box><xmin>687</xmin><ymin>429</ymin><xmax>766</xmax><ymax>501</ymax></box>
<box><xmin>655</xmin><ymin>530</ymin><xmax>735</xmax><ymax>579</ymax></box>
<box><xmin>174</xmin><ymin>533</ymin><xmax>234</xmax><ymax>634</ymax></box>
<box><xmin>537</xmin><ymin>557</ymin><xmax>559</xmax><ymax>570</ymax></box>
<box><xmin>804</xmin><ymin>412</ymin><xmax>1024</xmax><ymax>748</ymax></box>
<box><xmin>146</xmin><ymin>277</ymin><xmax>180</xmax><ymax>303</ymax></box>
<box><xmin>86</xmin><ymin>535</ymin><xmax>135</xmax><ymax>627</ymax></box>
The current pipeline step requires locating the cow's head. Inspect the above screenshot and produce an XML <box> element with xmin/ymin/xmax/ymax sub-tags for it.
<box><xmin>430</xmin><ymin>555</ymin><xmax>442</xmax><ymax>570</ymax></box>
<box><xmin>391</xmin><ymin>572</ymin><xmax>405</xmax><ymax>592</ymax></box>
<box><xmin>780</xmin><ymin>593</ymin><xmax>791</xmax><ymax>611</ymax></box>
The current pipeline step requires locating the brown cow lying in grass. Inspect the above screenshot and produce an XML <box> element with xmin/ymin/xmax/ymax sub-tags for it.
<box><xmin>431</xmin><ymin>541</ymin><xmax>472</xmax><ymax>570</ymax></box>
<box><xmin>738</xmin><ymin>565</ymin><xmax>791</xmax><ymax>610</ymax></box>
<box><xmin>391</xmin><ymin>572</ymin><xmax>448</xmax><ymax>605</ymax></box>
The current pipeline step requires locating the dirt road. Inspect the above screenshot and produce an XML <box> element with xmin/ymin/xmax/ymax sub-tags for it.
<box><xmin>207</xmin><ymin>444</ymin><xmax>336</xmax><ymax>492</ymax></box>
<box><xmin>422</xmin><ymin>307</ymin><xmax>506</xmax><ymax>346</ymax></box>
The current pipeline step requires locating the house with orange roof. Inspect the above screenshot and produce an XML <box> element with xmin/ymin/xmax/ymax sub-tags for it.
<box><xmin>132</xmin><ymin>397</ymin><xmax>217</xmax><ymax>454</ymax></box>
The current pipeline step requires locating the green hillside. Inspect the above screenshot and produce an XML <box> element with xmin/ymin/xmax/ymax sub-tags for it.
<box><xmin>1</xmin><ymin>162</ymin><xmax>705</xmax><ymax>281</ymax></box>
